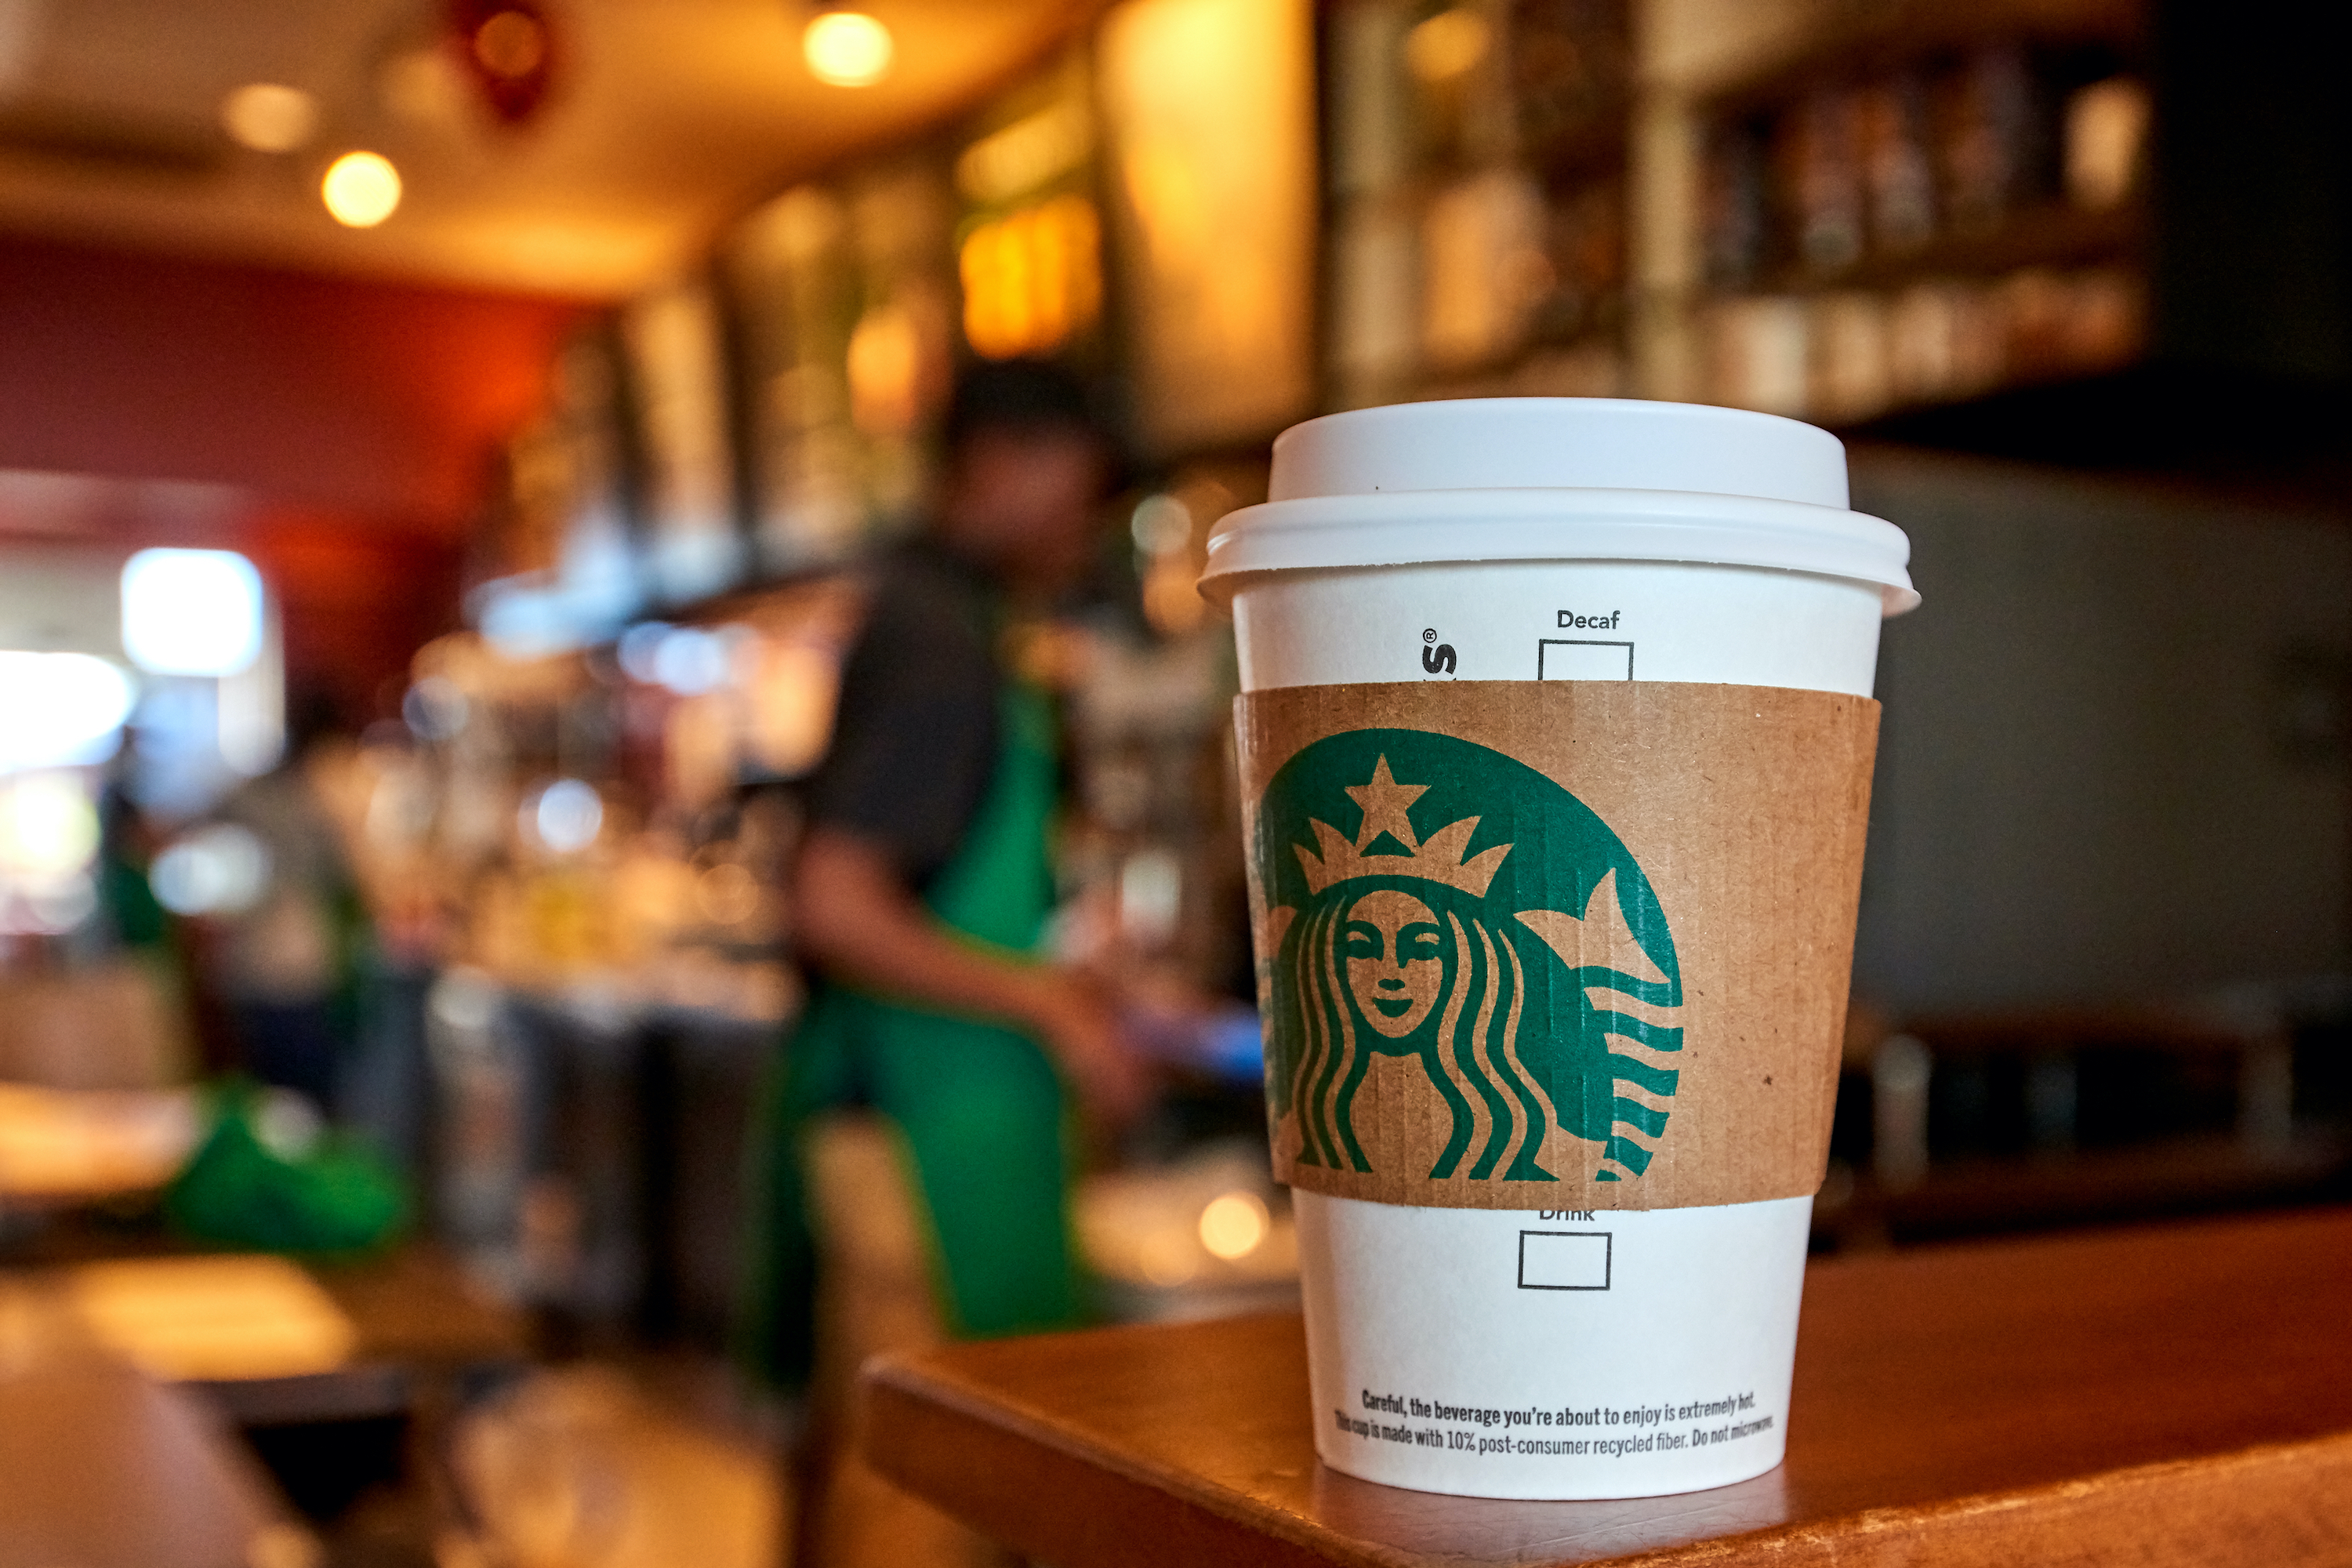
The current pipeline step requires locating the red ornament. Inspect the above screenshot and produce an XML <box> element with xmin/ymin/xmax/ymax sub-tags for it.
<box><xmin>447</xmin><ymin>0</ymin><xmax>557</xmax><ymax>125</ymax></box>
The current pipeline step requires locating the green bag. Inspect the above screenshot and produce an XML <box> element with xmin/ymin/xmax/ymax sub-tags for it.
<box><xmin>165</xmin><ymin>1082</ymin><xmax>408</xmax><ymax>1254</ymax></box>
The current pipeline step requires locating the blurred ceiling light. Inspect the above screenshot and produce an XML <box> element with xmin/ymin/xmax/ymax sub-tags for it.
<box><xmin>804</xmin><ymin>10</ymin><xmax>893</xmax><ymax>88</ymax></box>
<box><xmin>1404</xmin><ymin>7</ymin><xmax>1489</xmax><ymax>82</ymax></box>
<box><xmin>0</xmin><ymin>655</ymin><xmax>133</xmax><ymax>772</ymax></box>
<box><xmin>455</xmin><ymin>0</ymin><xmax>557</xmax><ymax>121</ymax></box>
<box><xmin>473</xmin><ymin>8</ymin><xmax>548</xmax><ymax>78</ymax></box>
<box><xmin>1198</xmin><ymin>1190</ymin><xmax>1270</xmax><ymax>1261</ymax></box>
<box><xmin>121</xmin><ymin>549</ymin><xmax>263</xmax><ymax>677</ymax></box>
<box><xmin>220</xmin><ymin>83</ymin><xmax>319</xmax><ymax>153</ymax></box>
<box><xmin>321</xmin><ymin>151</ymin><xmax>402</xmax><ymax>227</ymax></box>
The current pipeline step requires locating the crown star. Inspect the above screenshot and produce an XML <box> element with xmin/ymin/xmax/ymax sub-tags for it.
<box><xmin>1294</xmin><ymin>759</ymin><xmax>1511</xmax><ymax>897</ymax></box>
<box><xmin>1346</xmin><ymin>756</ymin><xmax>1425</xmax><ymax>851</ymax></box>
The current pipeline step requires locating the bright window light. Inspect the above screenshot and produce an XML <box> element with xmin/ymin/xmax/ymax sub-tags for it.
<box><xmin>0</xmin><ymin>653</ymin><xmax>136</xmax><ymax>771</ymax></box>
<box><xmin>122</xmin><ymin>549</ymin><xmax>264</xmax><ymax>677</ymax></box>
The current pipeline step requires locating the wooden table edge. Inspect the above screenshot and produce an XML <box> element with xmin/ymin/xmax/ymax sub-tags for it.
<box><xmin>1632</xmin><ymin>1432</ymin><xmax>2352</xmax><ymax>1568</ymax></box>
<box><xmin>860</xmin><ymin>1349</ymin><xmax>2352</xmax><ymax>1567</ymax></box>
<box><xmin>862</xmin><ymin>1345</ymin><xmax>1393</xmax><ymax>1567</ymax></box>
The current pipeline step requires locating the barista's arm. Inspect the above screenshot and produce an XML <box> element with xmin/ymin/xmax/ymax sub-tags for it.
<box><xmin>792</xmin><ymin>825</ymin><xmax>1149</xmax><ymax>1123</ymax></box>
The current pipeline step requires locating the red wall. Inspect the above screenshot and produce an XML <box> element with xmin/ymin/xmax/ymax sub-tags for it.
<box><xmin>237</xmin><ymin>508</ymin><xmax>467</xmax><ymax>725</ymax></box>
<box><xmin>0</xmin><ymin>232</ymin><xmax>589</xmax><ymax>531</ymax></box>
<box><xmin>0</xmin><ymin>232</ymin><xmax>593</xmax><ymax>715</ymax></box>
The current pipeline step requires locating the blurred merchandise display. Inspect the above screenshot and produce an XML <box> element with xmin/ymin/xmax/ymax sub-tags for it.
<box><xmin>727</xmin><ymin>165</ymin><xmax>958</xmax><ymax>575</ymax></box>
<box><xmin>1325</xmin><ymin>0</ymin><xmax>1632</xmax><ymax>408</ymax></box>
<box><xmin>956</xmin><ymin>56</ymin><xmax>1104</xmax><ymax>363</ymax></box>
<box><xmin>470</xmin><ymin>320</ymin><xmax>644</xmax><ymax>660</ymax></box>
<box><xmin>1100</xmin><ymin>0</ymin><xmax>1319</xmax><ymax>453</ymax></box>
<box><xmin>626</xmin><ymin>279</ymin><xmax>747</xmax><ymax>608</ymax></box>
<box><xmin>391</xmin><ymin>514</ymin><xmax>1272</xmax><ymax>1330</ymax></box>
<box><xmin>1691</xmin><ymin>5</ymin><xmax>2149</xmax><ymax>423</ymax></box>
<box><xmin>413</xmin><ymin>31</ymin><xmax>1290</xmax><ymax>1345</ymax></box>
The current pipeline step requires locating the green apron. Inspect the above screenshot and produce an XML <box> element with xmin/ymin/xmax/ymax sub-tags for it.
<box><xmin>741</xmin><ymin>680</ymin><xmax>1084</xmax><ymax>1388</ymax></box>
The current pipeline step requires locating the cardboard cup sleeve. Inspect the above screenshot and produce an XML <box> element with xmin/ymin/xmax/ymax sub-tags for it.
<box><xmin>1237</xmin><ymin>679</ymin><xmax>1880</xmax><ymax>1214</ymax></box>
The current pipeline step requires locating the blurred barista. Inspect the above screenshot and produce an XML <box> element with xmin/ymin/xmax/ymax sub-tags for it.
<box><xmin>744</xmin><ymin>360</ymin><xmax>1150</xmax><ymax>1555</ymax></box>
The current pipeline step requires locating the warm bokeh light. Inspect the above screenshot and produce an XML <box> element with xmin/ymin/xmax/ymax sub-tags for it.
<box><xmin>1404</xmin><ymin>7</ymin><xmax>1490</xmax><ymax>82</ymax></box>
<box><xmin>322</xmin><ymin>151</ymin><xmax>403</xmax><ymax>228</ymax></box>
<box><xmin>474</xmin><ymin>9</ymin><xmax>549</xmax><ymax>78</ymax></box>
<box><xmin>0</xmin><ymin>772</ymin><xmax>102</xmax><ymax>883</ymax></box>
<box><xmin>956</xmin><ymin>101</ymin><xmax>1093</xmax><ymax>205</ymax></box>
<box><xmin>803</xmin><ymin>11</ymin><xmax>894</xmax><ymax>87</ymax></box>
<box><xmin>847</xmin><ymin>302</ymin><xmax>921</xmax><ymax>434</ymax></box>
<box><xmin>960</xmin><ymin>194</ymin><xmax>1101</xmax><ymax>358</ymax></box>
<box><xmin>1198</xmin><ymin>1190</ymin><xmax>1271</xmax><ymax>1261</ymax></box>
<box><xmin>220</xmin><ymin>83</ymin><xmax>319</xmax><ymax>153</ymax></box>
<box><xmin>695</xmin><ymin>862</ymin><xmax>760</xmax><ymax>925</ymax></box>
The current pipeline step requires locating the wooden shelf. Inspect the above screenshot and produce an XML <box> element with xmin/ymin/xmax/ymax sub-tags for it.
<box><xmin>862</xmin><ymin>1207</ymin><xmax>2352</xmax><ymax>1566</ymax></box>
<box><xmin>1698</xmin><ymin>0</ymin><xmax>2145</xmax><ymax>115</ymax></box>
<box><xmin>1847</xmin><ymin>365</ymin><xmax>2352</xmax><ymax>490</ymax></box>
<box><xmin>1737</xmin><ymin>199</ymin><xmax>2144</xmax><ymax>296</ymax></box>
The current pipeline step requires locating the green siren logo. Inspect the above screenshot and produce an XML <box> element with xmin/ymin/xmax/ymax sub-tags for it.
<box><xmin>1257</xmin><ymin>729</ymin><xmax>1683</xmax><ymax>1183</ymax></box>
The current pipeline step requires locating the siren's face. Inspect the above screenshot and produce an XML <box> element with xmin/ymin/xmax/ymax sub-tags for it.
<box><xmin>1341</xmin><ymin>889</ymin><xmax>1446</xmax><ymax>1038</ymax></box>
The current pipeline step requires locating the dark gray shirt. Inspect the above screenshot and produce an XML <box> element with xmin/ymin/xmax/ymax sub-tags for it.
<box><xmin>804</xmin><ymin>543</ymin><xmax>1002</xmax><ymax>891</ymax></box>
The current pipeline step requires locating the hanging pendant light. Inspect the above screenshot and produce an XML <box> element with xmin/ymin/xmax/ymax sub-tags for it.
<box><xmin>804</xmin><ymin>7</ymin><xmax>894</xmax><ymax>87</ymax></box>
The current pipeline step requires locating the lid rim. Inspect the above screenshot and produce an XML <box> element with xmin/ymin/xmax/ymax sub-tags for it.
<box><xmin>1198</xmin><ymin>487</ymin><xmax>1918</xmax><ymax>615</ymax></box>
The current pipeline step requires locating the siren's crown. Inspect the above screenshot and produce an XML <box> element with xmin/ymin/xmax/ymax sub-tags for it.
<box><xmin>1294</xmin><ymin>757</ymin><xmax>1511</xmax><ymax>897</ymax></box>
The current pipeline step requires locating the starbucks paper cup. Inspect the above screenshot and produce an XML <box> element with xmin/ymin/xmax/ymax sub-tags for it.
<box><xmin>1201</xmin><ymin>398</ymin><xmax>1916</xmax><ymax>1500</ymax></box>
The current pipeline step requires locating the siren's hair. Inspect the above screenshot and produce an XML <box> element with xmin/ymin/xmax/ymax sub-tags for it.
<box><xmin>1283</xmin><ymin>886</ymin><xmax>1560</xmax><ymax>1180</ymax></box>
<box><xmin>1275</xmin><ymin>876</ymin><xmax>1689</xmax><ymax>1181</ymax></box>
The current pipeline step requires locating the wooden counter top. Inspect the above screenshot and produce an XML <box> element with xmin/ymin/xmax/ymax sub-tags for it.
<box><xmin>862</xmin><ymin>1207</ymin><xmax>2352</xmax><ymax>1566</ymax></box>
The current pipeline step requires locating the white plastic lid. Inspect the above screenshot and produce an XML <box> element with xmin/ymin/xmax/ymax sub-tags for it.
<box><xmin>1202</xmin><ymin>398</ymin><xmax>1918</xmax><ymax>615</ymax></box>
